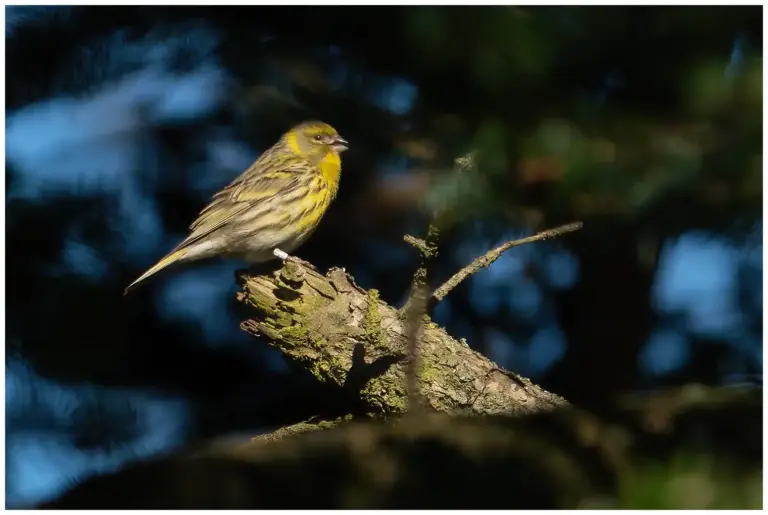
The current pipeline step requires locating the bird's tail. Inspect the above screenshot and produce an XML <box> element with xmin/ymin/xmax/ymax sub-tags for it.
<box><xmin>124</xmin><ymin>248</ymin><xmax>189</xmax><ymax>295</ymax></box>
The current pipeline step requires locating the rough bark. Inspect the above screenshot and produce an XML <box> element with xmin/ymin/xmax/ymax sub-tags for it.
<box><xmin>236</xmin><ymin>261</ymin><xmax>568</xmax><ymax>418</ymax></box>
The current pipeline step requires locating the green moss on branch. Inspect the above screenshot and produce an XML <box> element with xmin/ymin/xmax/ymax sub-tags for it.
<box><xmin>237</xmin><ymin>263</ymin><xmax>567</xmax><ymax>417</ymax></box>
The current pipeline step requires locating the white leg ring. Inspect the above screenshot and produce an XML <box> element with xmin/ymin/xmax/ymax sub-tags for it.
<box><xmin>273</xmin><ymin>248</ymin><xmax>289</xmax><ymax>260</ymax></box>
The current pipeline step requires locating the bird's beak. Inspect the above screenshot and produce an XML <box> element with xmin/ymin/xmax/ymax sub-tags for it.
<box><xmin>332</xmin><ymin>136</ymin><xmax>349</xmax><ymax>153</ymax></box>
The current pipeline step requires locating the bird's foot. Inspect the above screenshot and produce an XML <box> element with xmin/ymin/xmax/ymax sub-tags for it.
<box><xmin>273</xmin><ymin>248</ymin><xmax>317</xmax><ymax>271</ymax></box>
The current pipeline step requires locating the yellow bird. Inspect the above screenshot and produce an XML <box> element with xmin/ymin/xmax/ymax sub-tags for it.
<box><xmin>125</xmin><ymin>120</ymin><xmax>348</xmax><ymax>294</ymax></box>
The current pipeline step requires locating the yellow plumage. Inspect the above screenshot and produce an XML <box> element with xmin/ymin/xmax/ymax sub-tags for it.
<box><xmin>124</xmin><ymin>121</ymin><xmax>348</xmax><ymax>294</ymax></box>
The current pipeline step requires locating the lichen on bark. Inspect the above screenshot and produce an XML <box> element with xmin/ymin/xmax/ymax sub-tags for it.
<box><xmin>237</xmin><ymin>261</ymin><xmax>568</xmax><ymax>418</ymax></box>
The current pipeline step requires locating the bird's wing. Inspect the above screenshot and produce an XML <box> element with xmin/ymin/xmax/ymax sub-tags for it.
<box><xmin>171</xmin><ymin>155</ymin><xmax>309</xmax><ymax>253</ymax></box>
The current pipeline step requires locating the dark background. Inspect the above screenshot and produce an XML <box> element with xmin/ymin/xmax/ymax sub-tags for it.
<box><xmin>5</xmin><ymin>5</ymin><xmax>762</xmax><ymax>507</ymax></box>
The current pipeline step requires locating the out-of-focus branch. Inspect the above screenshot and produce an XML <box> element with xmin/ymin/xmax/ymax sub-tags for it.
<box><xmin>431</xmin><ymin>221</ymin><xmax>584</xmax><ymax>303</ymax></box>
<box><xmin>248</xmin><ymin>416</ymin><xmax>353</xmax><ymax>443</ymax></box>
<box><xmin>397</xmin><ymin>153</ymin><xmax>479</xmax><ymax>411</ymax></box>
<box><xmin>401</xmin><ymin>224</ymin><xmax>440</xmax><ymax>412</ymax></box>
<box><xmin>45</xmin><ymin>386</ymin><xmax>763</xmax><ymax>509</ymax></box>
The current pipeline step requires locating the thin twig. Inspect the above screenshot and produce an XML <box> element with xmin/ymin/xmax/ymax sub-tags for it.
<box><xmin>431</xmin><ymin>221</ymin><xmax>584</xmax><ymax>303</ymax></box>
<box><xmin>403</xmin><ymin>235</ymin><xmax>430</xmax><ymax>255</ymax></box>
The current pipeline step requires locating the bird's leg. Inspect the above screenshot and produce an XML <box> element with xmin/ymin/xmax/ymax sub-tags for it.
<box><xmin>273</xmin><ymin>248</ymin><xmax>317</xmax><ymax>271</ymax></box>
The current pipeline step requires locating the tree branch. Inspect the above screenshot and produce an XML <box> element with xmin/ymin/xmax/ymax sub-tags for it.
<box><xmin>401</xmin><ymin>224</ymin><xmax>440</xmax><ymax>412</ymax></box>
<box><xmin>432</xmin><ymin>222</ymin><xmax>584</xmax><ymax>302</ymax></box>
<box><xmin>248</xmin><ymin>416</ymin><xmax>353</xmax><ymax>443</ymax></box>
<box><xmin>45</xmin><ymin>386</ymin><xmax>762</xmax><ymax>509</ymax></box>
<box><xmin>236</xmin><ymin>261</ymin><xmax>567</xmax><ymax>418</ymax></box>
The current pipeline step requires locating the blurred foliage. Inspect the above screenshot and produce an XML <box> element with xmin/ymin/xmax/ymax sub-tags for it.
<box><xmin>40</xmin><ymin>387</ymin><xmax>763</xmax><ymax>509</ymax></box>
<box><xmin>5</xmin><ymin>5</ymin><xmax>762</xmax><ymax>508</ymax></box>
<box><xmin>611</xmin><ymin>453</ymin><xmax>762</xmax><ymax>509</ymax></box>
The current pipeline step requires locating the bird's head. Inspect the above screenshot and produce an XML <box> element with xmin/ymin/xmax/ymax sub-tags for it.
<box><xmin>283</xmin><ymin>121</ymin><xmax>348</xmax><ymax>163</ymax></box>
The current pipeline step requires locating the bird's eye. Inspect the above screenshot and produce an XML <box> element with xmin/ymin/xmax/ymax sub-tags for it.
<box><xmin>313</xmin><ymin>134</ymin><xmax>323</xmax><ymax>142</ymax></box>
